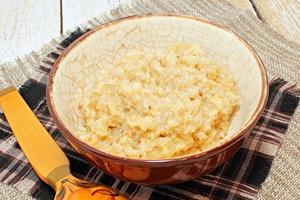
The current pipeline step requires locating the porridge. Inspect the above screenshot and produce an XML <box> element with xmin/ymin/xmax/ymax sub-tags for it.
<box><xmin>76</xmin><ymin>44</ymin><xmax>239</xmax><ymax>159</ymax></box>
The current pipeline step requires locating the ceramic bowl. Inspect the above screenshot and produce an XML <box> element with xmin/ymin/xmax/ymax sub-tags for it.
<box><xmin>47</xmin><ymin>14</ymin><xmax>268</xmax><ymax>184</ymax></box>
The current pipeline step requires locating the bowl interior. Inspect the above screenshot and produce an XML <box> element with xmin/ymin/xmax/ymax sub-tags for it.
<box><xmin>50</xmin><ymin>15</ymin><xmax>265</xmax><ymax>153</ymax></box>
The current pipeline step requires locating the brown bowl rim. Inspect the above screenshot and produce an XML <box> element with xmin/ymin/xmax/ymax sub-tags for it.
<box><xmin>46</xmin><ymin>13</ymin><xmax>268</xmax><ymax>167</ymax></box>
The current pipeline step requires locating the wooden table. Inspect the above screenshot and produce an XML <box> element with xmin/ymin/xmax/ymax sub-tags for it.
<box><xmin>0</xmin><ymin>1</ymin><xmax>299</xmax><ymax>200</ymax></box>
<box><xmin>0</xmin><ymin>0</ymin><xmax>299</xmax><ymax>65</ymax></box>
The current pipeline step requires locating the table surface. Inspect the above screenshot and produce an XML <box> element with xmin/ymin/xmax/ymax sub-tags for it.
<box><xmin>0</xmin><ymin>1</ymin><xmax>299</xmax><ymax>200</ymax></box>
<box><xmin>1</xmin><ymin>0</ymin><xmax>300</xmax><ymax>65</ymax></box>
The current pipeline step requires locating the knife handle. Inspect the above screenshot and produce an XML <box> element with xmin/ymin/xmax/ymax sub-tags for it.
<box><xmin>0</xmin><ymin>87</ymin><xmax>70</xmax><ymax>187</ymax></box>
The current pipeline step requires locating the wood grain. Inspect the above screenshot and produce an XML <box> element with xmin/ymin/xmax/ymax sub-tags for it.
<box><xmin>62</xmin><ymin>0</ymin><xmax>129</xmax><ymax>31</ymax></box>
<box><xmin>0</xmin><ymin>88</ymin><xmax>69</xmax><ymax>186</ymax></box>
<box><xmin>252</xmin><ymin>0</ymin><xmax>300</xmax><ymax>43</ymax></box>
<box><xmin>1</xmin><ymin>0</ymin><xmax>299</xmax><ymax>66</ymax></box>
<box><xmin>0</xmin><ymin>0</ymin><xmax>60</xmax><ymax>64</ymax></box>
<box><xmin>63</xmin><ymin>0</ymin><xmax>256</xmax><ymax>31</ymax></box>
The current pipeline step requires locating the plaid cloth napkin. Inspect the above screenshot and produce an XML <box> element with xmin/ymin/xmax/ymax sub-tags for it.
<box><xmin>0</xmin><ymin>29</ymin><xmax>299</xmax><ymax>200</ymax></box>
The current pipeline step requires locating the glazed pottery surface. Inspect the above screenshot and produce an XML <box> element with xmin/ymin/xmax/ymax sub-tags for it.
<box><xmin>47</xmin><ymin>14</ymin><xmax>268</xmax><ymax>184</ymax></box>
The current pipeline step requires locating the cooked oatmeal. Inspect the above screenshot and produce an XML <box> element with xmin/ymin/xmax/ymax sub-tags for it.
<box><xmin>77</xmin><ymin>44</ymin><xmax>239</xmax><ymax>159</ymax></box>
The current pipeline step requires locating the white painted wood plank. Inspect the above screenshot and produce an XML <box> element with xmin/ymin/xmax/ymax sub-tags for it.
<box><xmin>63</xmin><ymin>0</ymin><xmax>257</xmax><ymax>32</ymax></box>
<box><xmin>252</xmin><ymin>0</ymin><xmax>300</xmax><ymax>44</ymax></box>
<box><xmin>63</xmin><ymin>0</ymin><xmax>129</xmax><ymax>31</ymax></box>
<box><xmin>0</xmin><ymin>0</ymin><xmax>60</xmax><ymax>64</ymax></box>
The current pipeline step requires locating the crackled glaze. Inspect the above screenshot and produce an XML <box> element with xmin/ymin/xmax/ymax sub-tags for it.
<box><xmin>47</xmin><ymin>14</ymin><xmax>268</xmax><ymax>184</ymax></box>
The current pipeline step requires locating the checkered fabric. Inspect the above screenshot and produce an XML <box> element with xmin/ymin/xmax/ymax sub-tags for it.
<box><xmin>0</xmin><ymin>28</ymin><xmax>299</xmax><ymax>200</ymax></box>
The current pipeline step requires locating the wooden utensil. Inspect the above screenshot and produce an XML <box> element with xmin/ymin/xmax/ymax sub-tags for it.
<box><xmin>0</xmin><ymin>87</ymin><xmax>126</xmax><ymax>200</ymax></box>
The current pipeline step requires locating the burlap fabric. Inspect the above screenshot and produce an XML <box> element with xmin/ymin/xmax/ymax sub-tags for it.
<box><xmin>0</xmin><ymin>0</ymin><xmax>299</xmax><ymax>199</ymax></box>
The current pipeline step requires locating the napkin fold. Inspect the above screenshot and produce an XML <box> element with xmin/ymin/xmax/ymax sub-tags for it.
<box><xmin>0</xmin><ymin>28</ymin><xmax>299</xmax><ymax>200</ymax></box>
